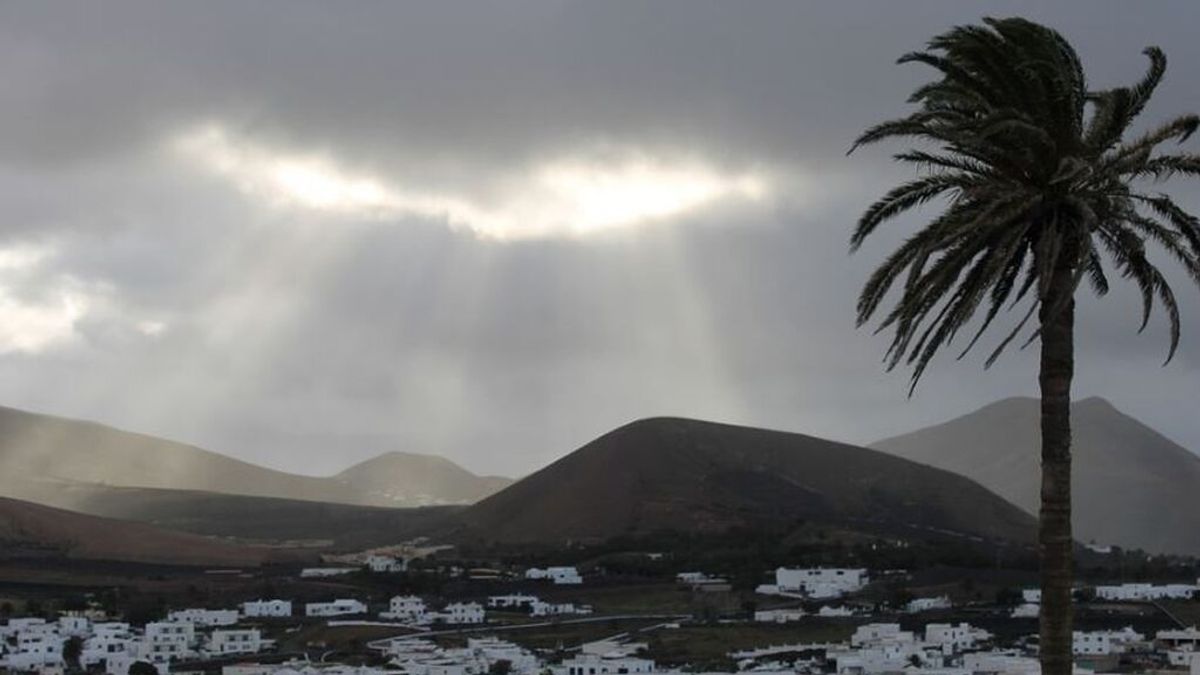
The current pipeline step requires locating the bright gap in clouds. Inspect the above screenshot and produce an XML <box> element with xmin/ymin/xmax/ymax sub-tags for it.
<box><xmin>0</xmin><ymin>244</ymin><xmax>167</xmax><ymax>354</ymax></box>
<box><xmin>173</xmin><ymin>124</ymin><xmax>770</xmax><ymax>239</ymax></box>
<box><xmin>0</xmin><ymin>245</ymin><xmax>86</xmax><ymax>354</ymax></box>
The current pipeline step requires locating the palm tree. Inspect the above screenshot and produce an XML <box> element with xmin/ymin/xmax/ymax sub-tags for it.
<box><xmin>849</xmin><ymin>17</ymin><xmax>1200</xmax><ymax>675</ymax></box>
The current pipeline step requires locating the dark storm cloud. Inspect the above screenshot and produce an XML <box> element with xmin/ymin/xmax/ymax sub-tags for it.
<box><xmin>1</xmin><ymin>1</ymin><xmax>1199</xmax><ymax>476</ymax></box>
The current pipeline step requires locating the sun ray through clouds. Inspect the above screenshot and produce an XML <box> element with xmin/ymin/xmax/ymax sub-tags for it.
<box><xmin>172</xmin><ymin>123</ymin><xmax>772</xmax><ymax>240</ymax></box>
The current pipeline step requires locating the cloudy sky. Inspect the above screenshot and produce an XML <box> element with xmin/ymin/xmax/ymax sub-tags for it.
<box><xmin>2</xmin><ymin>1</ymin><xmax>1199</xmax><ymax>477</ymax></box>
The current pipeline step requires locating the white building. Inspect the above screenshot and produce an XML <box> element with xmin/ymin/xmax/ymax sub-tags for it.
<box><xmin>1158</xmin><ymin>626</ymin><xmax>1200</xmax><ymax>666</ymax></box>
<box><xmin>487</xmin><ymin>594</ymin><xmax>539</xmax><ymax>610</ymax></box>
<box><xmin>306</xmin><ymin>599</ymin><xmax>369</xmax><ymax>617</ymax></box>
<box><xmin>435</xmin><ymin>602</ymin><xmax>485</xmax><ymax>625</ymax></box>
<box><xmin>962</xmin><ymin>650</ymin><xmax>1040</xmax><ymax>675</ymax></box>
<box><xmin>379</xmin><ymin>636</ymin><xmax>539</xmax><ymax>675</ymax></box>
<box><xmin>1022</xmin><ymin>589</ymin><xmax>1041</xmax><ymax>603</ymax></box>
<box><xmin>1073</xmin><ymin>626</ymin><xmax>1143</xmax><ymax>655</ymax></box>
<box><xmin>241</xmin><ymin>600</ymin><xmax>292</xmax><ymax>618</ymax></box>
<box><xmin>138</xmin><ymin>621</ymin><xmax>198</xmax><ymax>665</ymax></box>
<box><xmin>553</xmin><ymin>653</ymin><xmax>655</xmax><ymax>675</ymax></box>
<box><xmin>832</xmin><ymin>643</ymin><xmax>927</xmax><ymax>674</ymax></box>
<box><xmin>530</xmin><ymin>601</ymin><xmax>590</xmax><ymax>617</ymax></box>
<box><xmin>467</xmin><ymin>637</ymin><xmax>540</xmax><ymax>675</ymax></box>
<box><xmin>906</xmin><ymin>596</ymin><xmax>952</xmax><ymax>613</ymax></box>
<box><xmin>526</xmin><ymin>567</ymin><xmax>583</xmax><ymax>585</ymax></box>
<box><xmin>925</xmin><ymin>623</ymin><xmax>989</xmax><ymax>654</ymax></box>
<box><xmin>365</xmin><ymin>555</ymin><xmax>407</xmax><ymax>573</ymax></box>
<box><xmin>1</xmin><ymin>622</ymin><xmax>65</xmax><ymax>671</ymax></box>
<box><xmin>775</xmin><ymin>568</ymin><xmax>868</xmax><ymax>599</ymax></box>
<box><xmin>851</xmin><ymin>623</ymin><xmax>915</xmax><ymax>648</ymax></box>
<box><xmin>81</xmin><ymin>625</ymin><xmax>134</xmax><ymax>670</ymax></box>
<box><xmin>1095</xmin><ymin>582</ymin><xmax>1198</xmax><ymax>601</ymax></box>
<box><xmin>208</xmin><ymin>629</ymin><xmax>264</xmax><ymax>656</ymax></box>
<box><xmin>300</xmin><ymin>568</ymin><xmax>357</xmax><ymax>578</ymax></box>
<box><xmin>754</xmin><ymin>608</ymin><xmax>807</xmax><ymax>623</ymax></box>
<box><xmin>1010</xmin><ymin>603</ymin><xmax>1039</xmax><ymax>618</ymax></box>
<box><xmin>167</xmin><ymin>608</ymin><xmax>239</xmax><ymax>626</ymax></box>
<box><xmin>1159</xmin><ymin>626</ymin><xmax>1200</xmax><ymax>650</ymax></box>
<box><xmin>382</xmin><ymin>596</ymin><xmax>428</xmax><ymax>622</ymax></box>
<box><xmin>57</xmin><ymin>616</ymin><xmax>91</xmax><ymax>637</ymax></box>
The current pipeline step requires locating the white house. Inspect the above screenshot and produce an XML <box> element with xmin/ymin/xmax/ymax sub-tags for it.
<box><xmin>57</xmin><ymin>616</ymin><xmax>91</xmax><ymax>638</ymax></box>
<box><xmin>906</xmin><ymin>596</ymin><xmax>952</xmax><ymax>613</ymax></box>
<box><xmin>526</xmin><ymin>567</ymin><xmax>583</xmax><ymax>585</ymax></box>
<box><xmin>754</xmin><ymin>608</ymin><xmax>807</xmax><ymax>623</ymax></box>
<box><xmin>925</xmin><ymin>623</ymin><xmax>989</xmax><ymax>654</ymax></box>
<box><xmin>1011</xmin><ymin>603</ymin><xmax>1039</xmax><ymax>618</ymax></box>
<box><xmin>365</xmin><ymin>555</ymin><xmax>407</xmax><ymax>573</ymax></box>
<box><xmin>487</xmin><ymin>594</ymin><xmax>539</xmax><ymax>610</ymax></box>
<box><xmin>466</xmin><ymin>636</ymin><xmax>540</xmax><ymax>675</ymax></box>
<box><xmin>1073</xmin><ymin>626</ymin><xmax>1143</xmax><ymax>655</ymax></box>
<box><xmin>379</xmin><ymin>636</ymin><xmax>539</xmax><ymax>675</ymax></box>
<box><xmin>1022</xmin><ymin>589</ymin><xmax>1042</xmax><ymax>603</ymax></box>
<box><xmin>530</xmin><ymin>601</ymin><xmax>590</xmax><ymax>617</ymax></box>
<box><xmin>1</xmin><ymin>622</ymin><xmax>65</xmax><ymax>671</ymax></box>
<box><xmin>382</xmin><ymin>596</ymin><xmax>428</xmax><ymax>622</ymax></box>
<box><xmin>1159</xmin><ymin>626</ymin><xmax>1200</xmax><ymax>650</ymax></box>
<box><xmin>81</xmin><ymin>626</ymin><xmax>134</xmax><ymax>670</ymax></box>
<box><xmin>1158</xmin><ymin>626</ymin><xmax>1200</xmax><ymax>666</ymax></box>
<box><xmin>851</xmin><ymin>623</ymin><xmax>914</xmax><ymax>648</ymax></box>
<box><xmin>138</xmin><ymin>621</ymin><xmax>198</xmax><ymax>665</ymax></box>
<box><xmin>436</xmin><ymin>602</ymin><xmax>485</xmax><ymax>625</ymax></box>
<box><xmin>775</xmin><ymin>568</ymin><xmax>868</xmax><ymax>599</ymax></box>
<box><xmin>107</xmin><ymin>652</ymin><xmax>173</xmax><ymax>675</ymax></box>
<box><xmin>299</xmin><ymin>568</ymin><xmax>356</xmax><ymax>578</ymax></box>
<box><xmin>306</xmin><ymin>599</ymin><xmax>369</xmax><ymax>617</ymax></box>
<box><xmin>241</xmin><ymin>600</ymin><xmax>292</xmax><ymax>618</ymax></box>
<box><xmin>962</xmin><ymin>651</ymin><xmax>1040</xmax><ymax>675</ymax></box>
<box><xmin>207</xmin><ymin>629</ymin><xmax>264</xmax><ymax>656</ymax></box>
<box><xmin>553</xmin><ymin>653</ymin><xmax>655</xmax><ymax>675</ymax></box>
<box><xmin>832</xmin><ymin>642</ymin><xmax>927</xmax><ymax>674</ymax></box>
<box><xmin>1095</xmin><ymin>582</ymin><xmax>1197</xmax><ymax>601</ymax></box>
<box><xmin>167</xmin><ymin>608</ymin><xmax>239</xmax><ymax>627</ymax></box>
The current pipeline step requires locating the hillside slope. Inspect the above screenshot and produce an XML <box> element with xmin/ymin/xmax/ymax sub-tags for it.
<box><xmin>871</xmin><ymin>397</ymin><xmax>1200</xmax><ymax>555</ymax></box>
<box><xmin>59</xmin><ymin>483</ymin><xmax>459</xmax><ymax>550</ymax></box>
<box><xmin>0</xmin><ymin>497</ymin><xmax>295</xmax><ymax>566</ymax></box>
<box><xmin>0</xmin><ymin>406</ymin><xmax>508</xmax><ymax>509</ymax></box>
<box><xmin>453</xmin><ymin>417</ymin><xmax>1036</xmax><ymax>545</ymax></box>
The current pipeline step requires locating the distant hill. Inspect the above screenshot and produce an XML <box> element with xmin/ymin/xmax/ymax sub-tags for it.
<box><xmin>57</xmin><ymin>483</ymin><xmax>459</xmax><ymax>550</ymax></box>
<box><xmin>332</xmin><ymin>452</ymin><xmax>512</xmax><ymax>506</ymax></box>
<box><xmin>0</xmin><ymin>496</ymin><xmax>298</xmax><ymax>566</ymax></box>
<box><xmin>452</xmin><ymin>417</ymin><xmax>1036</xmax><ymax>545</ymax></box>
<box><xmin>0</xmin><ymin>405</ymin><xmax>510</xmax><ymax>510</ymax></box>
<box><xmin>871</xmin><ymin>397</ymin><xmax>1200</xmax><ymax>556</ymax></box>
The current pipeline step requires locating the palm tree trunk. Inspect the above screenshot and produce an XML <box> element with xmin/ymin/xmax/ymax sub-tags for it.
<box><xmin>1039</xmin><ymin>268</ymin><xmax>1075</xmax><ymax>675</ymax></box>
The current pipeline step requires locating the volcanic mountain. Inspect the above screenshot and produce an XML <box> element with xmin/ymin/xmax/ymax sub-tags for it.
<box><xmin>332</xmin><ymin>452</ymin><xmax>512</xmax><ymax>506</ymax></box>
<box><xmin>871</xmin><ymin>397</ymin><xmax>1200</xmax><ymax>555</ymax></box>
<box><xmin>0</xmin><ymin>496</ymin><xmax>296</xmax><ymax>566</ymax></box>
<box><xmin>0</xmin><ymin>405</ymin><xmax>510</xmax><ymax>511</ymax></box>
<box><xmin>452</xmin><ymin>417</ymin><xmax>1037</xmax><ymax>545</ymax></box>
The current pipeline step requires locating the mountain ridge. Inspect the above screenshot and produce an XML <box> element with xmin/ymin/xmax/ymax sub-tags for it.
<box><xmin>0</xmin><ymin>404</ymin><xmax>510</xmax><ymax>510</ymax></box>
<box><xmin>451</xmin><ymin>416</ymin><xmax>1038</xmax><ymax>546</ymax></box>
<box><xmin>871</xmin><ymin>396</ymin><xmax>1200</xmax><ymax>555</ymax></box>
